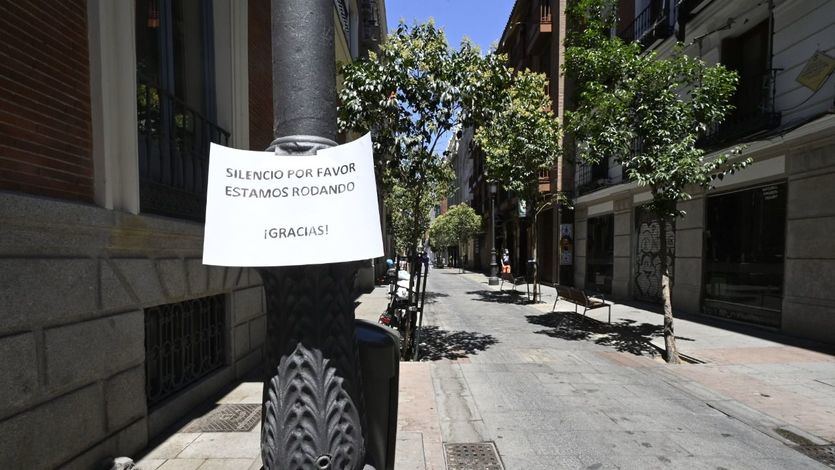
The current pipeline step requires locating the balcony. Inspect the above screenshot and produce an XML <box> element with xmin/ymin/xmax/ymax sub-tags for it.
<box><xmin>618</xmin><ymin>0</ymin><xmax>674</xmax><ymax>49</ymax></box>
<box><xmin>699</xmin><ymin>70</ymin><xmax>782</xmax><ymax>149</ymax></box>
<box><xmin>526</xmin><ymin>0</ymin><xmax>552</xmax><ymax>53</ymax></box>
<box><xmin>538</xmin><ymin>168</ymin><xmax>551</xmax><ymax>193</ymax></box>
<box><xmin>137</xmin><ymin>81</ymin><xmax>231</xmax><ymax>221</ymax></box>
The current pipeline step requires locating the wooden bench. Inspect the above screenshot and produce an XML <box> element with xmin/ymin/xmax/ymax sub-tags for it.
<box><xmin>552</xmin><ymin>285</ymin><xmax>611</xmax><ymax>323</ymax></box>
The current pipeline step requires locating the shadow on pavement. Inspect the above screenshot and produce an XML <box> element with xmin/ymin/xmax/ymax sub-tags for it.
<box><xmin>423</xmin><ymin>291</ymin><xmax>449</xmax><ymax>304</ymax></box>
<box><xmin>525</xmin><ymin>311</ymin><xmax>694</xmax><ymax>357</ymax></box>
<box><xmin>466</xmin><ymin>289</ymin><xmax>535</xmax><ymax>305</ymax></box>
<box><xmin>417</xmin><ymin>325</ymin><xmax>498</xmax><ymax>361</ymax></box>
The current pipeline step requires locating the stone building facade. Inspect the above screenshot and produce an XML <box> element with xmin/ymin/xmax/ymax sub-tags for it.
<box><xmin>0</xmin><ymin>0</ymin><xmax>385</xmax><ymax>468</ymax></box>
<box><xmin>571</xmin><ymin>0</ymin><xmax>835</xmax><ymax>344</ymax></box>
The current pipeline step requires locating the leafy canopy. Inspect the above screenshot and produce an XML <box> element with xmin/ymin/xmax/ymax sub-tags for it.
<box><xmin>474</xmin><ymin>70</ymin><xmax>561</xmax><ymax>206</ymax></box>
<box><xmin>564</xmin><ymin>0</ymin><xmax>747</xmax><ymax>218</ymax></box>
<box><xmin>338</xmin><ymin>22</ymin><xmax>509</xmax><ymax>252</ymax></box>
<box><xmin>428</xmin><ymin>203</ymin><xmax>481</xmax><ymax>249</ymax></box>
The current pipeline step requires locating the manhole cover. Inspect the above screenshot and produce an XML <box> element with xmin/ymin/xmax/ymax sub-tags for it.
<box><xmin>181</xmin><ymin>404</ymin><xmax>261</xmax><ymax>432</ymax></box>
<box><xmin>445</xmin><ymin>442</ymin><xmax>504</xmax><ymax>470</ymax></box>
<box><xmin>796</xmin><ymin>445</ymin><xmax>835</xmax><ymax>468</ymax></box>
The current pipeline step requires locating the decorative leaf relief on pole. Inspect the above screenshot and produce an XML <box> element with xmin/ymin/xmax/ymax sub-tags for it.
<box><xmin>259</xmin><ymin>265</ymin><xmax>368</xmax><ymax>470</ymax></box>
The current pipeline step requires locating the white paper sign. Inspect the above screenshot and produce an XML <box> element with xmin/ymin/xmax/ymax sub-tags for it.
<box><xmin>203</xmin><ymin>133</ymin><xmax>383</xmax><ymax>267</ymax></box>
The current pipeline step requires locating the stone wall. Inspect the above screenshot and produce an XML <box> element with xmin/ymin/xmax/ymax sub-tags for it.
<box><xmin>0</xmin><ymin>192</ymin><xmax>266</xmax><ymax>469</ymax></box>
<box><xmin>612</xmin><ymin>197</ymin><xmax>632</xmax><ymax>298</ymax></box>
<box><xmin>573</xmin><ymin>206</ymin><xmax>587</xmax><ymax>289</ymax></box>
<box><xmin>783</xmin><ymin>141</ymin><xmax>835</xmax><ymax>344</ymax></box>
<box><xmin>673</xmin><ymin>194</ymin><xmax>706</xmax><ymax>315</ymax></box>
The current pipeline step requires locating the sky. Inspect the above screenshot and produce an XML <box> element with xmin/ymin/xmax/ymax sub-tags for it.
<box><xmin>385</xmin><ymin>0</ymin><xmax>516</xmax><ymax>53</ymax></box>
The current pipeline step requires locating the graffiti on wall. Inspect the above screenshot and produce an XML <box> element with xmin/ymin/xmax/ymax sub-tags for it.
<box><xmin>634</xmin><ymin>208</ymin><xmax>675</xmax><ymax>302</ymax></box>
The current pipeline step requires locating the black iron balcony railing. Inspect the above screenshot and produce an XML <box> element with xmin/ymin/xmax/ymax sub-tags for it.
<box><xmin>576</xmin><ymin>159</ymin><xmax>611</xmax><ymax>196</ymax></box>
<box><xmin>618</xmin><ymin>0</ymin><xmax>674</xmax><ymax>48</ymax></box>
<box><xmin>137</xmin><ymin>81</ymin><xmax>230</xmax><ymax>221</ymax></box>
<box><xmin>699</xmin><ymin>69</ymin><xmax>782</xmax><ymax>148</ymax></box>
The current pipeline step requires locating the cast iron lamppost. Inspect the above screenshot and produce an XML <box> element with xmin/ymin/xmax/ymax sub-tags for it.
<box><xmin>488</xmin><ymin>181</ymin><xmax>499</xmax><ymax>285</ymax></box>
<box><xmin>257</xmin><ymin>1</ymin><xmax>372</xmax><ymax>468</ymax></box>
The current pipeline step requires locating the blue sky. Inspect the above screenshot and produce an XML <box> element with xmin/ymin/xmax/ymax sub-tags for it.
<box><xmin>385</xmin><ymin>0</ymin><xmax>516</xmax><ymax>53</ymax></box>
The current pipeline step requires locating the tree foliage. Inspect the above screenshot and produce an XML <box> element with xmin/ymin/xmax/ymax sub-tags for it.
<box><xmin>565</xmin><ymin>0</ymin><xmax>747</xmax><ymax>219</ymax></box>
<box><xmin>475</xmin><ymin>71</ymin><xmax>561</xmax><ymax>201</ymax></box>
<box><xmin>431</xmin><ymin>203</ymin><xmax>482</xmax><ymax>249</ymax></box>
<box><xmin>564</xmin><ymin>0</ymin><xmax>749</xmax><ymax>362</ymax></box>
<box><xmin>338</xmin><ymin>22</ymin><xmax>508</xmax><ymax>253</ymax></box>
<box><xmin>474</xmin><ymin>70</ymin><xmax>562</xmax><ymax>299</ymax></box>
<box><xmin>429</xmin><ymin>203</ymin><xmax>482</xmax><ymax>270</ymax></box>
<box><xmin>389</xmin><ymin>179</ymin><xmax>445</xmax><ymax>255</ymax></box>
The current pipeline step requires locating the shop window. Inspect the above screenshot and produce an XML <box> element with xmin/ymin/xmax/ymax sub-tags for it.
<box><xmin>703</xmin><ymin>183</ymin><xmax>786</xmax><ymax>327</ymax></box>
<box><xmin>586</xmin><ymin>214</ymin><xmax>614</xmax><ymax>294</ymax></box>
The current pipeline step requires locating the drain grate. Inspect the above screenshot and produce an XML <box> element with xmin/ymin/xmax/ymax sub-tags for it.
<box><xmin>796</xmin><ymin>445</ymin><xmax>835</xmax><ymax>468</ymax></box>
<box><xmin>181</xmin><ymin>404</ymin><xmax>261</xmax><ymax>432</ymax></box>
<box><xmin>445</xmin><ymin>442</ymin><xmax>504</xmax><ymax>470</ymax></box>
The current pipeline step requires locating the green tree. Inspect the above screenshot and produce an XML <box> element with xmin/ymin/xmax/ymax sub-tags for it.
<box><xmin>431</xmin><ymin>203</ymin><xmax>482</xmax><ymax>271</ymax></box>
<box><xmin>474</xmin><ymin>71</ymin><xmax>562</xmax><ymax>300</ymax></box>
<box><xmin>427</xmin><ymin>209</ymin><xmax>455</xmax><ymax>263</ymax></box>
<box><xmin>389</xmin><ymin>179</ymin><xmax>446</xmax><ymax>255</ymax></box>
<box><xmin>564</xmin><ymin>0</ymin><xmax>749</xmax><ymax>363</ymax></box>
<box><xmin>338</xmin><ymin>21</ymin><xmax>508</xmax><ymax>254</ymax></box>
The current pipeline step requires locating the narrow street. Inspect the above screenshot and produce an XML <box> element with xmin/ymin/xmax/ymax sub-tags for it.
<box><xmin>417</xmin><ymin>269</ymin><xmax>830</xmax><ymax>470</ymax></box>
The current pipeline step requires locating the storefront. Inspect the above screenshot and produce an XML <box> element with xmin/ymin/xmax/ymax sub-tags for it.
<box><xmin>703</xmin><ymin>182</ymin><xmax>787</xmax><ymax>327</ymax></box>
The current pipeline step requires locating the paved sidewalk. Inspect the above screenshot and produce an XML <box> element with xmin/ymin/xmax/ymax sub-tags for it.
<box><xmin>135</xmin><ymin>285</ymin><xmax>443</xmax><ymax>470</ymax></box>
<box><xmin>459</xmin><ymin>269</ymin><xmax>835</xmax><ymax>444</ymax></box>
<box><xmin>133</xmin><ymin>272</ymin><xmax>835</xmax><ymax>469</ymax></box>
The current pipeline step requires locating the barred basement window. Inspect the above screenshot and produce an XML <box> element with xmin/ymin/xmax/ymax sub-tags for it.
<box><xmin>145</xmin><ymin>295</ymin><xmax>226</xmax><ymax>407</ymax></box>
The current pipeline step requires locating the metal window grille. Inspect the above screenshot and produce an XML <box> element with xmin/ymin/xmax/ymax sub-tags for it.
<box><xmin>137</xmin><ymin>81</ymin><xmax>230</xmax><ymax>221</ymax></box>
<box><xmin>145</xmin><ymin>295</ymin><xmax>227</xmax><ymax>407</ymax></box>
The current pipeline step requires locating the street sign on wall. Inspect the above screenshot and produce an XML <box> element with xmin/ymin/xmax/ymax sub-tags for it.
<box><xmin>202</xmin><ymin>133</ymin><xmax>383</xmax><ymax>266</ymax></box>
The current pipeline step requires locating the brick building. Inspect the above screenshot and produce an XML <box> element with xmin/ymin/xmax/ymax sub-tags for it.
<box><xmin>461</xmin><ymin>0</ymin><xmax>571</xmax><ymax>283</ymax></box>
<box><xmin>0</xmin><ymin>0</ymin><xmax>385</xmax><ymax>467</ymax></box>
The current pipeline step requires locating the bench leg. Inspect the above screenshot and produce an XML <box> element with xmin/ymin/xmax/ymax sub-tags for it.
<box><xmin>552</xmin><ymin>296</ymin><xmax>558</xmax><ymax>312</ymax></box>
<box><xmin>607</xmin><ymin>304</ymin><xmax>611</xmax><ymax>324</ymax></box>
<box><xmin>500</xmin><ymin>278</ymin><xmax>504</xmax><ymax>291</ymax></box>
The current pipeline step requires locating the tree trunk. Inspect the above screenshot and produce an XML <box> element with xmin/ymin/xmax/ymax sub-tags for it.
<box><xmin>459</xmin><ymin>240</ymin><xmax>464</xmax><ymax>273</ymax></box>
<box><xmin>658</xmin><ymin>215</ymin><xmax>681</xmax><ymax>364</ymax></box>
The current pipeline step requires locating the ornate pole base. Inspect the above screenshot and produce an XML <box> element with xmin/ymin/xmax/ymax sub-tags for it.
<box><xmin>258</xmin><ymin>264</ymin><xmax>373</xmax><ymax>470</ymax></box>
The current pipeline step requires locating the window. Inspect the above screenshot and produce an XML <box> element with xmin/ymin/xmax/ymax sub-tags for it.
<box><xmin>703</xmin><ymin>183</ymin><xmax>786</xmax><ymax>327</ymax></box>
<box><xmin>135</xmin><ymin>0</ymin><xmax>229</xmax><ymax>221</ymax></box>
<box><xmin>145</xmin><ymin>295</ymin><xmax>227</xmax><ymax>407</ymax></box>
<box><xmin>586</xmin><ymin>214</ymin><xmax>614</xmax><ymax>294</ymax></box>
<box><xmin>703</xmin><ymin>19</ymin><xmax>781</xmax><ymax>145</ymax></box>
<box><xmin>721</xmin><ymin>19</ymin><xmax>769</xmax><ymax>122</ymax></box>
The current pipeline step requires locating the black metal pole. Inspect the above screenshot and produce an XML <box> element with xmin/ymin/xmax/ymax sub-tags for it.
<box><xmin>258</xmin><ymin>1</ymin><xmax>371</xmax><ymax>469</ymax></box>
<box><xmin>488</xmin><ymin>188</ymin><xmax>499</xmax><ymax>285</ymax></box>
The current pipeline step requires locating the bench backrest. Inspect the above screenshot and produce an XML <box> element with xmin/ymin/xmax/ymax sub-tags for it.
<box><xmin>557</xmin><ymin>285</ymin><xmax>590</xmax><ymax>306</ymax></box>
